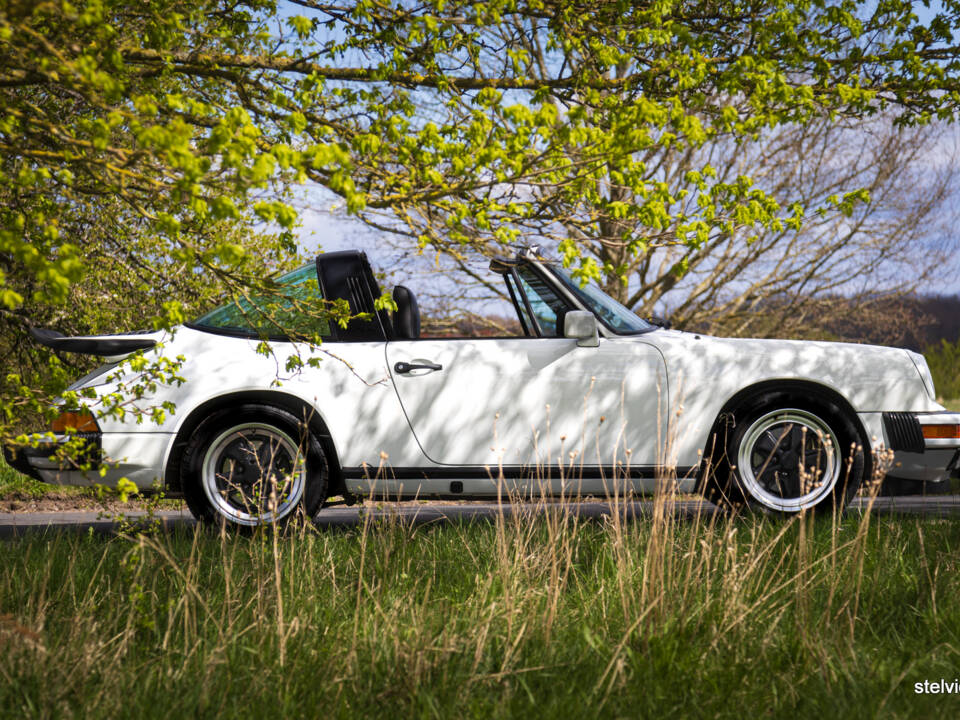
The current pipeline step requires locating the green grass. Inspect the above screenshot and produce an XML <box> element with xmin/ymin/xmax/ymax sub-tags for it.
<box><xmin>0</xmin><ymin>459</ymin><xmax>50</xmax><ymax>499</ymax></box>
<box><xmin>943</xmin><ymin>398</ymin><xmax>960</xmax><ymax>412</ymax></box>
<box><xmin>2</xmin><ymin>506</ymin><xmax>960</xmax><ymax>718</ymax></box>
<box><xmin>0</xmin><ymin>459</ymin><xmax>102</xmax><ymax>503</ymax></box>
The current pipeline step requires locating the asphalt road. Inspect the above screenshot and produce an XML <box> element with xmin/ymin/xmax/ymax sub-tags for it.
<box><xmin>2</xmin><ymin>495</ymin><xmax>960</xmax><ymax>538</ymax></box>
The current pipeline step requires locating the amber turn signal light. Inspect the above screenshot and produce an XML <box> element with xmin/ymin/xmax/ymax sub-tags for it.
<box><xmin>50</xmin><ymin>411</ymin><xmax>100</xmax><ymax>433</ymax></box>
<box><xmin>921</xmin><ymin>424</ymin><xmax>960</xmax><ymax>440</ymax></box>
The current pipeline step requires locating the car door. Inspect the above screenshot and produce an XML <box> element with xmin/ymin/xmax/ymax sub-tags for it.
<box><xmin>385</xmin><ymin>263</ymin><xmax>668</xmax><ymax>493</ymax></box>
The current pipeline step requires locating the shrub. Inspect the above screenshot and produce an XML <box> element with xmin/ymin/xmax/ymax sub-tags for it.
<box><xmin>924</xmin><ymin>338</ymin><xmax>960</xmax><ymax>401</ymax></box>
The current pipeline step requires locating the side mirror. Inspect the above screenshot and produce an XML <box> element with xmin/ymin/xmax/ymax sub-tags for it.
<box><xmin>564</xmin><ymin>311</ymin><xmax>599</xmax><ymax>348</ymax></box>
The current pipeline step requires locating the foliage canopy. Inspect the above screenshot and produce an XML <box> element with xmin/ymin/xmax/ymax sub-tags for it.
<box><xmin>3</xmin><ymin>0</ymin><xmax>960</xmax><ymax>436</ymax></box>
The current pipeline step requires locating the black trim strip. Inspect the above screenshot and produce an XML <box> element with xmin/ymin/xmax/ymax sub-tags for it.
<box><xmin>184</xmin><ymin>322</ymin><xmax>296</xmax><ymax>343</ymax></box>
<box><xmin>342</xmin><ymin>465</ymin><xmax>697</xmax><ymax>481</ymax></box>
<box><xmin>344</xmin><ymin>493</ymin><xmax>675</xmax><ymax>502</ymax></box>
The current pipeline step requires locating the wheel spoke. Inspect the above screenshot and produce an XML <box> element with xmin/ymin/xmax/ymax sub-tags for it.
<box><xmin>787</xmin><ymin>423</ymin><xmax>805</xmax><ymax>453</ymax></box>
<box><xmin>220</xmin><ymin>446</ymin><xmax>247</xmax><ymax>466</ymax></box>
<box><xmin>754</xmin><ymin>429</ymin><xmax>781</xmax><ymax>455</ymax></box>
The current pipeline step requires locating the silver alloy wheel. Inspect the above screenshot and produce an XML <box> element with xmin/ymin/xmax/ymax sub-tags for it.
<box><xmin>736</xmin><ymin>408</ymin><xmax>841</xmax><ymax>512</ymax></box>
<box><xmin>200</xmin><ymin>422</ymin><xmax>306</xmax><ymax>526</ymax></box>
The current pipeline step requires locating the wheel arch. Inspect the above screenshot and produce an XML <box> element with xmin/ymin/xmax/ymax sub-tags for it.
<box><xmin>162</xmin><ymin>390</ymin><xmax>344</xmax><ymax>496</ymax></box>
<box><xmin>696</xmin><ymin>378</ymin><xmax>871</xmax><ymax>486</ymax></box>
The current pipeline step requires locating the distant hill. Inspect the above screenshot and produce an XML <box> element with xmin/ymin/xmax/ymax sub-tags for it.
<box><xmin>828</xmin><ymin>294</ymin><xmax>960</xmax><ymax>351</ymax></box>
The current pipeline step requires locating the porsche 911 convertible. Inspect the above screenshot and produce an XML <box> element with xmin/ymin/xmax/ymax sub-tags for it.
<box><xmin>6</xmin><ymin>248</ymin><xmax>960</xmax><ymax>526</ymax></box>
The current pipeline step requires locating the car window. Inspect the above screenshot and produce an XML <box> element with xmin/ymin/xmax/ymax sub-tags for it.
<box><xmin>514</xmin><ymin>266</ymin><xmax>570</xmax><ymax>337</ymax></box>
<box><xmin>192</xmin><ymin>264</ymin><xmax>332</xmax><ymax>338</ymax></box>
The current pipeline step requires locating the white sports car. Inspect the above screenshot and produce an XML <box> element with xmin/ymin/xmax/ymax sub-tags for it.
<box><xmin>6</xmin><ymin>248</ymin><xmax>960</xmax><ymax>526</ymax></box>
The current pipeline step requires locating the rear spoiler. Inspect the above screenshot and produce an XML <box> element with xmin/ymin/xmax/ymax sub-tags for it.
<box><xmin>30</xmin><ymin>327</ymin><xmax>158</xmax><ymax>356</ymax></box>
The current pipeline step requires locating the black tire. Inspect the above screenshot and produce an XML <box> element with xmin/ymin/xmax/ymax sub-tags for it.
<box><xmin>180</xmin><ymin>404</ymin><xmax>328</xmax><ymax>527</ymax></box>
<box><xmin>700</xmin><ymin>394</ymin><xmax>867</xmax><ymax>515</ymax></box>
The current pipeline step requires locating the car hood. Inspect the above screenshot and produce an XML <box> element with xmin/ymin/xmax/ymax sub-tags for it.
<box><xmin>635</xmin><ymin>329</ymin><xmax>939</xmax><ymax>414</ymax></box>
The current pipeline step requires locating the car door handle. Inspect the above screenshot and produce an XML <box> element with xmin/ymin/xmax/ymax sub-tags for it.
<box><xmin>394</xmin><ymin>361</ymin><xmax>443</xmax><ymax>374</ymax></box>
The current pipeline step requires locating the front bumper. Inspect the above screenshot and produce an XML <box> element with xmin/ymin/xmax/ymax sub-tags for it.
<box><xmin>882</xmin><ymin>412</ymin><xmax>960</xmax><ymax>486</ymax></box>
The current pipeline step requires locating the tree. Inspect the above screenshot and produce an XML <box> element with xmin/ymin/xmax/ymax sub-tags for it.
<box><xmin>305</xmin><ymin>0</ymin><xmax>960</xmax><ymax>277</ymax></box>
<box><xmin>0</xmin><ymin>1</ymin><xmax>328</xmax><ymax>433</ymax></box>
<box><xmin>393</xmin><ymin>114</ymin><xmax>959</xmax><ymax>341</ymax></box>
<box><xmin>328</xmin><ymin>2</ymin><xmax>960</xmax><ymax>339</ymax></box>
<box><xmin>5</xmin><ymin>0</ymin><xmax>960</xmax><ymax>441</ymax></box>
<box><xmin>634</xmin><ymin>117</ymin><xmax>959</xmax><ymax>339</ymax></box>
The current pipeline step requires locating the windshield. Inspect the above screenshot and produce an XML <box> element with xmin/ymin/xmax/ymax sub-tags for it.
<box><xmin>191</xmin><ymin>264</ymin><xmax>331</xmax><ymax>338</ymax></box>
<box><xmin>548</xmin><ymin>266</ymin><xmax>654</xmax><ymax>335</ymax></box>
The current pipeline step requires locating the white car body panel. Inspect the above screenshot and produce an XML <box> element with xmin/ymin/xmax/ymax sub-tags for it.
<box><xmin>65</xmin><ymin>323</ymin><xmax>946</xmax><ymax>495</ymax></box>
<box><xmin>113</xmin><ymin>332</ymin><xmax>420</xmax><ymax>469</ymax></box>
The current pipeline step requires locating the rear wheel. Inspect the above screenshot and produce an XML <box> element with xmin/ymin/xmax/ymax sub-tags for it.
<box><xmin>180</xmin><ymin>404</ymin><xmax>327</xmax><ymax>527</ymax></box>
<box><xmin>702</xmin><ymin>396</ymin><xmax>866</xmax><ymax>514</ymax></box>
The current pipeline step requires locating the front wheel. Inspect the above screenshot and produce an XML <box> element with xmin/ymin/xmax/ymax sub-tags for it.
<box><xmin>180</xmin><ymin>405</ymin><xmax>328</xmax><ymax>527</ymax></box>
<box><xmin>704</xmin><ymin>398</ymin><xmax>866</xmax><ymax>514</ymax></box>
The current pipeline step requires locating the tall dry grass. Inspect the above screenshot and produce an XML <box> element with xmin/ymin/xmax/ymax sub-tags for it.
<box><xmin>3</xmin><ymin>389</ymin><xmax>959</xmax><ymax>717</ymax></box>
<box><xmin>3</xmin><ymin>475</ymin><xmax>960</xmax><ymax>718</ymax></box>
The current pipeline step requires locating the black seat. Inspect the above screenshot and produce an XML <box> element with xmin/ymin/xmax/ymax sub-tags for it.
<box><xmin>392</xmin><ymin>285</ymin><xmax>420</xmax><ymax>339</ymax></box>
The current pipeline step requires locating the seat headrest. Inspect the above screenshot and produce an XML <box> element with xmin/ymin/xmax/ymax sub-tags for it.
<box><xmin>392</xmin><ymin>285</ymin><xmax>420</xmax><ymax>339</ymax></box>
